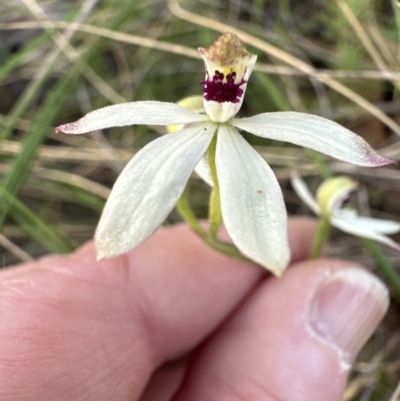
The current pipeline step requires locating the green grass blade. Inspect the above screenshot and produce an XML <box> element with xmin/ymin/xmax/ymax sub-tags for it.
<box><xmin>254</xmin><ymin>71</ymin><xmax>291</xmax><ymax>112</ymax></box>
<box><xmin>363</xmin><ymin>238</ymin><xmax>400</xmax><ymax>302</ymax></box>
<box><xmin>0</xmin><ymin>60</ymin><xmax>83</xmax><ymax>228</ymax></box>
<box><xmin>0</xmin><ymin>185</ymin><xmax>74</xmax><ymax>253</ymax></box>
<box><xmin>0</xmin><ymin>30</ymin><xmax>53</xmax><ymax>82</ymax></box>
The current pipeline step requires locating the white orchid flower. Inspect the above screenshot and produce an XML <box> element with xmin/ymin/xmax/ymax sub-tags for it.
<box><xmin>56</xmin><ymin>33</ymin><xmax>393</xmax><ymax>275</ymax></box>
<box><xmin>291</xmin><ymin>174</ymin><xmax>400</xmax><ymax>252</ymax></box>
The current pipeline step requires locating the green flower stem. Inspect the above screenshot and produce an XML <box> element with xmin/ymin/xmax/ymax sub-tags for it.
<box><xmin>207</xmin><ymin>132</ymin><xmax>223</xmax><ymax>239</ymax></box>
<box><xmin>176</xmin><ymin>187</ymin><xmax>205</xmax><ymax>238</ymax></box>
<box><xmin>176</xmin><ymin>186</ymin><xmax>251</xmax><ymax>264</ymax></box>
<box><xmin>304</xmin><ymin>149</ymin><xmax>332</xmax><ymax>259</ymax></box>
<box><xmin>310</xmin><ymin>214</ymin><xmax>331</xmax><ymax>258</ymax></box>
<box><xmin>362</xmin><ymin>239</ymin><xmax>400</xmax><ymax>301</ymax></box>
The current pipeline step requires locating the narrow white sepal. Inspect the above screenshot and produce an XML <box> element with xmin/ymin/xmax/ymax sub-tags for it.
<box><xmin>216</xmin><ymin>125</ymin><xmax>290</xmax><ymax>275</ymax></box>
<box><xmin>233</xmin><ymin>112</ymin><xmax>393</xmax><ymax>166</ymax></box>
<box><xmin>290</xmin><ymin>173</ymin><xmax>320</xmax><ymax>214</ymax></box>
<box><xmin>56</xmin><ymin>101</ymin><xmax>208</xmax><ymax>134</ymax></box>
<box><xmin>350</xmin><ymin>216</ymin><xmax>400</xmax><ymax>234</ymax></box>
<box><xmin>95</xmin><ymin>122</ymin><xmax>216</xmax><ymax>259</ymax></box>
<box><xmin>331</xmin><ymin>215</ymin><xmax>400</xmax><ymax>252</ymax></box>
<box><xmin>334</xmin><ymin>210</ymin><xmax>400</xmax><ymax>234</ymax></box>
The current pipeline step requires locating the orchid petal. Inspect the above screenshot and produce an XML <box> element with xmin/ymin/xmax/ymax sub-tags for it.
<box><xmin>316</xmin><ymin>176</ymin><xmax>357</xmax><ymax>215</ymax></box>
<box><xmin>56</xmin><ymin>101</ymin><xmax>208</xmax><ymax>134</ymax></box>
<box><xmin>290</xmin><ymin>173</ymin><xmax>320</xmax><ymax>214</ymax></box>
<box><xmin>332</xmin><ymin>215</ymin><xmax>400</xmax><ymax>252</ymax></box>
<box><xmin>194</xmin><ymin>156</ymin><xmax>214</xmax><ymax>187</ymax></box>
<box><xmin>333</xmin><ymin>208</ymin><xmax>357</xmax><ymax>219</ymax></box>
<box><xmin>233</xmin><ymin>112</ymin><xmax>393</xmax><ymax>167</ymax></box>
<box><xmin>95</xmin><ymin>122</ymin><xmax>216</xmax><ymax>259</ymax></box>
<box><xmin>216</xmin><ymin>125</ymin><xmax>290</xmax><ymax>275</ymax></box>
<box><xmin>334</xmin><ymin>211</ymin><xmax>400</xmax><ymax>234</ymax></box>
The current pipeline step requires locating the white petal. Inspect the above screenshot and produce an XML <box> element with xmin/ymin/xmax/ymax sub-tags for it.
<box><xmin>95</xmin><ymin>122</ymin><xmax>216</xmax><ymax>259</ymax></box>
<box><xmin>333</xmin><ymin>208</ymin><xmax>357</xmax><ymax>219</ymax></box>
<box><xmin>233</xmin><ymin>112</ymin><xmax>393</xmax><ymax>167</ymax></box>
<box><xmin>290</xmin><ymin>172</ymin><xmax>320</xmax><ymax>215</ymax></box>
<box><xmin>216</xmin><ymin>125</ymin><xmax>290</xmax><ymax>275</ymax></box>
<box><xmin>56</xmin><ymin>101</ymin><xmax>208</xmax><ymax>134</ymax></box>
<box><xmin>334</xmin><ymin>211</ymin><xmax>400</xmax><ymax>234</ymax></box>
<box><xmin>332</xmin><ymin>215</ymin><xmax>400</xmax><ymax>252</ymax></box>
<box><xmin>194</xmin><ymin>156</ymin><xmax>214</xmax><ymax>187</ymax></box>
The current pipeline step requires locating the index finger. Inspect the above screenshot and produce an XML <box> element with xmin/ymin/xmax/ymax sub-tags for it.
<box><xmin>0</xmin><ymin>217</ymin><xmax>316</xmax><ymax>401</ymax></box>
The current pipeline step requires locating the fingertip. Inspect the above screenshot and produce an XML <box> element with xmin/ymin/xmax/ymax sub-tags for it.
<box><xmin>287</xmin><ymin>216</ymin><xmax>318</xmax><ymax>263</ymax></box>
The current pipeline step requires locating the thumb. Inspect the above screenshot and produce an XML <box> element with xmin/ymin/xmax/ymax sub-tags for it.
<box><xmin>173</xmin><ymin>259</ymin><xmax>389</xmax><ymax>401</ymax></box>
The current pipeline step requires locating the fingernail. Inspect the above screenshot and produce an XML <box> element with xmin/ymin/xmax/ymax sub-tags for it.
<box><xmin>309</xmin><ymin>268</ymin><xmax>389</xmax><ymax>366</ymax></box>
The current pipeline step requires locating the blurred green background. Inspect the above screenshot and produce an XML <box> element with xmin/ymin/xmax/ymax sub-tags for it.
<box><xmin>1</xmin><ymin>0</ymin><xmax>400</xmax><ymax>398</ymax></box>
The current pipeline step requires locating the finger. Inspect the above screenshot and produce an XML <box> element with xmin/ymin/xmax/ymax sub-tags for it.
<box><xmin>173</xmin><ymin>259</ymin><xmax>389</xmax><ymax>401</ymax></box>
<box><xmin>137</xmin><ymin>216</ymin><xmax>318</xmax><ymax>401</ymax></box>
<box><xmin>138</xmin><ymin>358</ymin><xmax>188</xmax><ymax>401</ymax></box>
<box><xmin>0</xmin><ymin>217</ymin><xmax>316</xmax><ymax>401</ymax></box>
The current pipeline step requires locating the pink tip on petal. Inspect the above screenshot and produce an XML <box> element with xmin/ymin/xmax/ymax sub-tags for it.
<box><xmin>55</xmin><ymin>124</ymin><xmax>69</xmax><ymax>134</ymax></box>
<box><xmin>368</xmin><ymin>154</ymin><xmax>397</xmax><ymax>167</ymax></box>
<box><xmin>54</xmin><ymin>122</ymin><xmax>80</xmax><ymax>135</ymax></box>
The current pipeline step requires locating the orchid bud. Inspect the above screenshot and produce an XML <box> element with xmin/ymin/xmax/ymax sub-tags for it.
<box><xmin>316</xmin><ymin>176</ymin><xmax>357</xmax><ymax>216</ymax></box>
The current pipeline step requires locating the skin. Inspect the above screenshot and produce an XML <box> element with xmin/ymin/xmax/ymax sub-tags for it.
<box><xmin>0</xmin><ymin>217</ymin><xmax>387</xmax><ymax>401</ymax></box>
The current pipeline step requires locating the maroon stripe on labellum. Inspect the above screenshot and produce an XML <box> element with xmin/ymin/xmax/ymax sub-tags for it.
<box><xmin>200</xmin><ymin>70</ymin><xmax>246</xmax><ymax>103</ymax></box>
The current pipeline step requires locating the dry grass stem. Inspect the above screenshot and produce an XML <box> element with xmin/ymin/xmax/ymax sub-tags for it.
<box><xmin>168</xmin><ymin>0</ymin><xmax>400</xmax><ymax>138</ymax></box>
<box><xmin>0</xmin><ymin>233</ymin><xmax>33</xmax><ymax>262</ymax></box>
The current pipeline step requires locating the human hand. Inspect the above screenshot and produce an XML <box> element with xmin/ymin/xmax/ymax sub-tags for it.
<box><xmin>0</xmin><ymin>217</ymin><xmax>388</xmax><ymax>401</ymax></box>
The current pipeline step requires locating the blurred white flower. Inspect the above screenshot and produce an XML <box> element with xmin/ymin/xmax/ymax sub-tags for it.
<box><xmin>56</xmin><ymin>33</ymin><xmax>393</xmax><ymax>275</ymax></box>
<box><xmin>291</xmin><ymin>174</ymin><xmax>400</xmax><ymax>251</ymax></box>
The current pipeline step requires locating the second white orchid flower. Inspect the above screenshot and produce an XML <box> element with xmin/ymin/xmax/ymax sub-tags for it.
<box><xmin>56</xmin><ymin>33</ymin><xmax>393</xmax><ymax>275</ymax></box>
<box><xmin>291</xmin><ymin>174</ymin><xmax>400</xmax><ymax>252</ymax></box>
